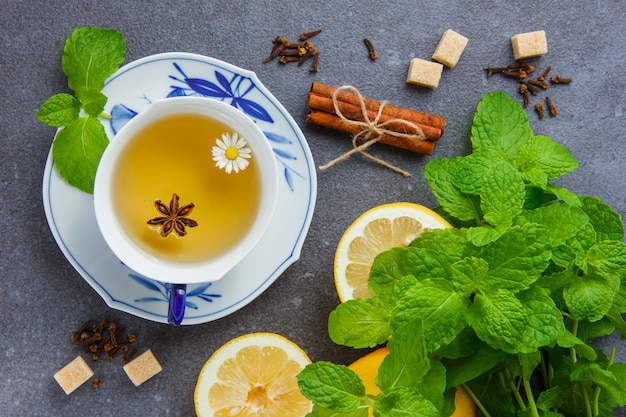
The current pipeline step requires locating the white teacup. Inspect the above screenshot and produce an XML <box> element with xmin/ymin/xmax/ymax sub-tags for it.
<box><xmin>94</xmin><ymin>97</ymin><xmax>279</xmax><ymax>324</ymax></box>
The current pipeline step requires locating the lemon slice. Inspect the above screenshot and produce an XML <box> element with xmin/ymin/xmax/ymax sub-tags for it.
<box><xmin>335</xmin><ymin>202</ymin><xmax>452</xmax><ymax>302</ymax></box>
<box><xmin>194</xmin><ymin>332</ymin><xmax>313</xmax><ymax>417</ymax></box>
<box><xmin>348</xmin><ymin>348</ymin><xmax>476</xmax><ymax>417</ymax></box>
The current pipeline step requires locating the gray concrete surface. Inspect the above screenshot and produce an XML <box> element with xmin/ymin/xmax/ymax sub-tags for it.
<box><xmin>1</xmin><ymin>1</ymin><xmax>624</xmax><ymax>415</ymax></box>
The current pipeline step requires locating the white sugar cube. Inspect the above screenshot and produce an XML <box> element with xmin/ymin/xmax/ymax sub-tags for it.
<box><xmin>54</xmin><ymin>356</ymin><xmax>94</xmax><ymax>395</ymax></box>
<box><xmin>511</xmin><ymin>30</ymin><xmax>548</xmax><ymax>60</ymax></box>
<box><xmin>123</xmin><ymin>349</ymin><xmax>162</xmax><ymax>386</ymax></box>
<box><xmin>406</xmin><ymin>58</ymin><xmax>444</xmax><ymax>89</ymax></box>
<box><xmin>432</xmin><ymin>29</ymin><xmax>468</xmax><ymax>68</ymax></box>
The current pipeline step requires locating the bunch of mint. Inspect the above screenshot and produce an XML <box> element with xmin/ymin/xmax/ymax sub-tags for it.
<box><xmin>37</xmin><ymin>27</ymin><xmax>125</xmax><ymax>193</ymax></box>
<box><xmin>298</xmin><ymin>91</ymin><xmax>626</xmax><ymax>417</ymax></box>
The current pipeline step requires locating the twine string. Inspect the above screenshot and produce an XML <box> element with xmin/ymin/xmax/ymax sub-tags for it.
<box><xmin>318</xmin><ymin>85</ymin><xmax>426</xmax><ymax>177</ymax></box>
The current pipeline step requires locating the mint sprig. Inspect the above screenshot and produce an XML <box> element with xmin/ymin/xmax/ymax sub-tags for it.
<box><xmin>298</xmin><ymin>91</ymin><xmax>626</xmax><ymax>417</ymax></box>
<box><xmin>37</xmin><ymin>27</ymin><xmax>126</xmax><ymax>193</ymax></box>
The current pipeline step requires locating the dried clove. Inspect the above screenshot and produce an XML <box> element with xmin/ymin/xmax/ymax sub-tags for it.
<box><xmin>309</xmin><ymin>52</ymin><xmax>320</xmax><ymax>73</ymax></box>
<box><xmin>485</xmin><ymin>61</ymin><xmax>570</xmax><ymax>119</ymax></box>
<box><xmin>484</xmin><ymin>66</ymin><xmax>508</xmax><ymax>76</ymax></box>
<box><xmin>545</xmin><ymin>96</ymin><xmax>558</xmax><ymax>117</ymax></box>
<box><xmin>528</xmin><ymin>79</ymin><xmax>550</xmax><ymax>89</ymax></box>
<box><xmin>520</xmin><ymin>80</ymin><xmax>541</xmax><ymax>96</ymax></box>
<box><xmin>70</xmin><ymin>318</ymin><xmax>137</xmax><ymax>362</ymax></box>
<box><xmin>508</xmin><ymin>61</ymin><xmax>535</xmax><ymax>73</ymax></box>
<box><xmin>534</xmin><ymin>102</ymin><xmax>545</xmax><ymax>120</ymax></box>
<box><xmin>538</xmin><ymin>66</ymin><xmax>552</xmax><ymax>81</ymax></box>
<box><xmin>297</xmin><ymin>41</ymin><xmax>316</xmax><ymax>67</ymax></box>
<box><xmin>299</xmin><ymin>29</ymin><xmax>322</xmax><ymax>41</ymax></box>
<box><xmin>502</xmin><ymin>68</ymin><xmax>528</xmax><ymax>79</ymax></box>
<box><xmin>262</xmin><ymin>37</ymin><xmax>291</xmax><ymax>63</ymax></box>
<box><xmin>519</xmin><ymin>84</ymin><xmax>530</xmax><ymax>107</ymax></box>
<box><xmin>264</xmin><ymin>33</ymin><xmax>321</xmax><ymax>72</ymax></box>
<box><xmin>363</xmin><ymin>38</ymin><xmax>378</xmax><ymax>61</ymax></box>
<box><xmin>550</xmin><ymin>75</ymin><xmax>572</xmax><ymax>84</ymax></box>
<box><xmin>122</xmin><ymin>348</ymin><xmax>139</xmax><ymax>364</ymax></box>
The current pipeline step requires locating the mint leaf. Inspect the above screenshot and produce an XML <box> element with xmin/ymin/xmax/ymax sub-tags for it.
<box><xmin>369</xmin><ymin>247</ymin><xmax>454</xmax><ymax>305</ymax></box>
<box><xmin>418</xmin><ymin>359</ymin><xmax>447</xmax><ymax>411</ymax></box>
<box><xmin>467</xmin><ymin>225</ymin><xmax>508</xmax><ymax>246</ymax></box>
<box><xmin>580</xmin><ymin>196</ymin><xmax>625</xmax><ymax>241</ymax></box>
<box><xmin>409</xmin><ymin>228</ymin><xmax>470</xmax><ymax>261</ymax></box>
<box><xmin>38</xmin><ymin>27</ymin><xmax>126</xmax><ymax>194</ymax></box>
<box><xmin>368</xmin><ymin>248</ymin><xmax>412</xmax><ymax>305</ymax></box>
<box><xmin>62</xmin><ymin>26</ymin><xmax>125</xmax><ymax>96</ymax></box>
<box><xmin>377</xmin><ymin>320</ymin><xmax>429</xmax><ymax>391</ymax></box>
<box><xmin>298</xmin><ymin>362</ymin><xmax>366</xmax><ymax>413</ymax></box>
<box><xmin>514</xmin><ymin>135</ymin><xmax>578</xmax><ymax>180</ymax></box>
<box><xmin>469</xmin><ymin>290</ymin><xmax>529</xmax><ymax>353</ymax></box>
<box><xmin>520</xmin><ymin>203</ymin><xmax>589</xmax><ymax>247</ymax></box>
<box><xmin>481</xmin><ymin>160</ymin><xmax>525</xmax><ymax>227</ymax></box>
<box><xmin>36</xmin><ymin>93</ymin><xmax>80</xmax><ymax>126</ymax></box>
<box><xmin>604</xmin><ymin>363</ymin><xmax>626</xmax><ymax>407</ymax></box>
<box><xmin>556</xmin><ymin>331</ymin><xmax>598</xmax><ymax>361</ymax></box>
<box><xmin>536</xmin><ymin>386</ymin><xmax>566</xmax><ymax>411</ymax></box>
<box><xmin>585</xmin><ymin>240</ymin><xmax>626</xmax><ymax>279</ymax></box>
<box><xmin>544</xmin><ymin>184</ymin><xmax>581</xmax><ymax>207</ymax></box>
<box><xmin>520</xmin><ymin>166</ymin><xmax>549</xmax><ymax>188</ymax></box>
<box><xmin>373</xmin><ymin>387</ymin><xmax>439</xmax><ymax>417</ymax></box>
<box><xmin>518</xmin><ymin>351</ymin><xmax>542</xmax><ymax>380</ymax></box>
<box><xmin>470</xmin><ymin>91</ymin><xmax>533</xmax><ymax>158</ymax></box>
<box><xmin>517</xmin><ymin>287</ymin><xmax>564</xmax><ymax>349</ymax></box>
<box><xmin>442</xmin><ymin>343</ymin><xmax>507</xmax><ymax>388</ymax></box>
<box><xmin>563</xmin><ymin>274</ymin><xmax>615</xmax><ymax>322</ymax></box>
<box><xmin>424</xmin><ymin>157</ymin><xmax>479</xmax><ymax>222</ymax></box>
<box><xmin>328</xmin><ymin>298</ymin><xmax>390</xmax><ymax>348</ymax></box>
<box><xmin>477</xmin><ymin>224</ymin><xmax>551</xmax><ymax>293</ymax></box>
<box><xmin>570</xmin><ymin>361</ymin><xmax>626</xmax><ymax>407</ymax></box>
<box><xmin>393</xmin><ymin>280</ymin><xmax>468</xmax><ymax>352</ymax></box>
<box><xmin>449</xmin><ymin>257</ymin><xmax>488</xmax><ymax>297</ymax></box>
<box><xmin>51</xmin><ymin>117</ymin><xmax>109</xmax><ymax>194</ymax></box>
<box><xmin>452</xmin><ymin>147</ymin><xmax>509</xmax><ymax>195</ymax></box>
<box><xmin>79</xmin><ymin>89</ymin><xmax>108</xmax><ymax>117</ymax></box>
<box><xmin>576</xmin><ymin>318</ymin><xmax>616</xmax><ymax>344</ymax></box>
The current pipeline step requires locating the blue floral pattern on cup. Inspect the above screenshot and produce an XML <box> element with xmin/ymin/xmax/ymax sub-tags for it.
<box><xmin>129</xmin><ymin>273</ymin><xmax>222</xmax><ymax>309</ymax></box>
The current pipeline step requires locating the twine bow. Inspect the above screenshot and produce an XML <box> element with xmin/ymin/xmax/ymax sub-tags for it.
<box><xmin>318</xmin><ymin>85</ymin><xmax>427</xmax><ymax>177</ymax></box>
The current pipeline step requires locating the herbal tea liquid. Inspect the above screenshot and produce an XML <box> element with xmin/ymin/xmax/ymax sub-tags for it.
<box><xmin>112</xmin><ymin>113</ymin><xmax>261</xmax><ymax>263</ymax></box>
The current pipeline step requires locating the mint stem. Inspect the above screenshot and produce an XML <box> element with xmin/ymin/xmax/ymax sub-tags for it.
<box><xmin>501</xmin><ymin>371</ymin><xmax>526</xmax><ymax>411</ymax></box>
<box><xmin>522</xmin><ymin>377</ymin><xmax>539</xmax><ymax>417</ymax></box>
<box><xmin>582</xmin><ymin>385</ymin><xmax>593</xmax><ymax>417</ymax></box>
<box><xmin>99</xmin><ymin>112</ymin><xmax>112</xmax><ymax>120</ymax></box>
<box><xmin>461</xmin><ymin>383</ymin><xmax>492</xmax><ymax>417</ymax></box>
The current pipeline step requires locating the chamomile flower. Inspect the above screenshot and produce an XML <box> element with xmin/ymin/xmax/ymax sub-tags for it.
<box><xmin>212</xmin><ymin>132</ymin><xmax>252</xmax><ymax>174</ymax></box>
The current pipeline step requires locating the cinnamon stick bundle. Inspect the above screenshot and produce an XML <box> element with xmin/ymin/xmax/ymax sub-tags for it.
<box><xmin>311</xmin><ymin>82</ymin><xmax>445</xmax><ymax>133</ymax></box>
<box><xmin>306</xmin><ymin>82</ymin><xmax>446</xmax><ymax>156</ymax></box>
<box><xmin>306</xmin><ymin>110</ymin><xmax>436</xmax><ymax>155</ymax></box>
<box><xmin>307</xmin><ymin>93</ymin><xmax>442</xmax><ymax>141</ymax></box>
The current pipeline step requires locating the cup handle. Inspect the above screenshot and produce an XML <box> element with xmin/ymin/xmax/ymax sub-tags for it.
<box><xmin>168</xmin><ymin>283</ymin><xmax>187</xmax><ymax>325</ymax></box>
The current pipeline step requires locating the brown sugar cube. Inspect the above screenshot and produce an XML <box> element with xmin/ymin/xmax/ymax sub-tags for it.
<box><xmin>432</xmin><ymin>29</ymin><xmax>468</xmax><ymax>68</ymax></box>
<box><xmin>54</xmin><ymin>356</ymin><xmax>94</xmax><ymax>395</ymax></box>
<box><xmin>123</xmin><ymin>349</ymin><xmax>162</xmax><ymax>386</ymax></box>
<box><xmin>406</xmin><ymin>58</ymin><xmax>444</xmax><ymax>89</ymax></box>
<box><xmin>511</xmin><ymin>30</ymin><xmax>548</xmax><ymax>60</ymax></box>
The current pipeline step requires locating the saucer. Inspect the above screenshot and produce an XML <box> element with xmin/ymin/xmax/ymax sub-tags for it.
<box><xmin>42</xmin><ymin>52</ymin><xmax>317</xmax><ymax>325</ymax></box>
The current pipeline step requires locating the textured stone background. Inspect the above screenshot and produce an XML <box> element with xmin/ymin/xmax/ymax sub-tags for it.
<box><xmin>1</xmin><ymin>1</ymin><xmax>624</xmax><ymax>415</ymax></box>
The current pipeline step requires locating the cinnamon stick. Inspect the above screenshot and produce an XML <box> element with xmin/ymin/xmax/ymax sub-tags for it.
<box><xmin>310</xmin><ymin>81</ymin><xmax>446</xmax><ymax>133</ymax></box>
<box><xmin>307</xmin><ymin>92</ymin><xmax>442</xmax><ymax>141</ymax></box>
<box><xmin>306</xmin><ymin>110</ymin><xmax>435</xmax><ymax>156</ymax></box>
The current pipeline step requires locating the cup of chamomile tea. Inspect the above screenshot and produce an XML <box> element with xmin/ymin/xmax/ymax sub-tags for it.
<box><xmin>94</xmin><ymin>97</ymin><xmax>279</xmax><ymax>325</ymax></box>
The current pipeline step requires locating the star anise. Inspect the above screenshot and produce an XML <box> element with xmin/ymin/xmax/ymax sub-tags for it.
<box><xmin>147</xmin><ymin>193</ymin><xmax>198</xmax><ymax>237</ymax></box>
